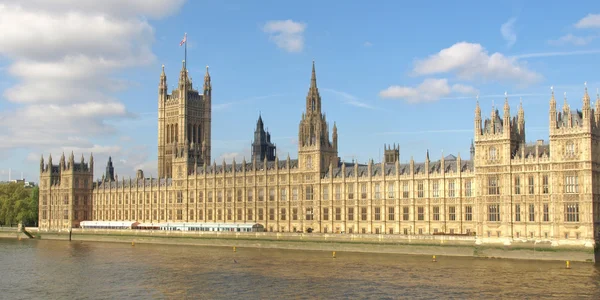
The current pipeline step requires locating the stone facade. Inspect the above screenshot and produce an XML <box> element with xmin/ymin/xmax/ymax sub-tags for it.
<box><xmin>38</xmin><ymin>62</ymin><xmax>600</xmax><ymax>248</ymax></box>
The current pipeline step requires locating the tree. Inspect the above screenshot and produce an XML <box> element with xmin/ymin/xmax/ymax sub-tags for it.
<box><xmin>0</xmin><ymin>183</ymin><xmax>38</xmax><ymax>226</ymax></box>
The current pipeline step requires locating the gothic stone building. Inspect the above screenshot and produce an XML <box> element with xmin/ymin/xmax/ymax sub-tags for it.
<box><xmin>38</xmin><ymin>61</ymin><xmax>600</xmax><ymax>247</ymax></box>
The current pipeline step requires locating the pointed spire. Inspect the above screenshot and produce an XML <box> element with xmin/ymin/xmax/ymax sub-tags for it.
<box><xmin>563</xmin><ymin>92</ymin><xmax>569</xmax><ymax>112</ymax></box>
<box><xmin>203</xmin><ymin>65</ymin><xmax>211</xmax><ymax>92</ymax></box>
<box><xmin>583</xmin><ymin>81</ymin><xmax>591</xmax><ymax>108</ymax></box>
<box><xmin>475</xmin><ymin>95</ymin><xmax>481</xmax><ymax>117</ymax></box>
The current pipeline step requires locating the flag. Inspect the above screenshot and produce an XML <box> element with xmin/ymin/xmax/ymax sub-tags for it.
<box><xmin>179</xmin><ymin>33</ymin><xmax>187</xmax><ymax>46</ymax></box>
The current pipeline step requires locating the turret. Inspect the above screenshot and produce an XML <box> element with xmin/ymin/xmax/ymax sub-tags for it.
<box><xmin>595</xmin><ymin>89</ymin><xmax>600</xmax><ymax>127</ymax></box>
<box><xmin>470</xmin><ymin>140</ymin><xmax>475</xmax><ymax>161</ymax></box>
<box><xmin>474</xmin><ymin>96</ymin><xmax>482</xmax><ymax>137</ymax></box>
<box><xmin>203</xmin><ymin>65</ymin><xmax>211</xmax><ymax>97</ymax></box>
<box><xmin>60</xmin><ymin>152</ymin><xmax>66</xmax><ymax>170</ymax></box>
<box><xmin>69</xmin><ymin>151</ymin><xmax>75</xmax><ymax>169</ymax></box>
<box><xmin>40</xmin><ymin>155</ymin><xmax>44</xmax><ymax>172</ymax></box>
<box><xmin>332</xmin><ymin>122</ymin><xmax>338</xmax><ymax>151</ymax></box>
<box><xmin>550</xmin><ymin>86</ymin><xmax>557</xmax><ymax>130</ymax></box>
<box><xmin>582</xmin><ymin>82</ymin><xmax>591</xmax><ymax>128</ymax></box>
<box><xmin>178</xmin><ymin>60</ymin><xmax>187</xmax><ymax>91</ymax></box>
<box><xmin>518</xmin><ymin>98</ymin><xmax>525</xmax><ymax>141</ymax></box>
<box><xmin>159</xmin><ymin>64</ymin><xmax>167</xmax><ymax>99</ymax></box>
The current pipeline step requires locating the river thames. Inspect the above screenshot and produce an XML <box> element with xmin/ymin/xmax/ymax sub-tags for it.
<box><xmin>1</xmin><ymin>239</ymin><xmax>599</xmax><ymax>299</ymax></box>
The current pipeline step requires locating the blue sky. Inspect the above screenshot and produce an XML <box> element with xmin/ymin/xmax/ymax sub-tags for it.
<box><xmin>1</xmin><ymin>0</ymin><xmax>600</xmax><ymax>181</ymax></box>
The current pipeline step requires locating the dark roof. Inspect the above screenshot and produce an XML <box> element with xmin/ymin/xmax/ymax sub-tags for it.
<box><xmin>197</xmin><ymin>159</ymin><xmax>299</xmax><ymax>174</ymax></box>
<box><xmin>97</xmin><ymin>178</ymin><xmax>172</xmax><ymax>189</ymax></box>
<box><xmin>324</xmin><ymin>157</ymin><xmax>474</xmax><ymax>179</ymax></box>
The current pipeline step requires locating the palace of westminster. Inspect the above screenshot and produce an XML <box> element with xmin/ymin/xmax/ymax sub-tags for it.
<box><xmin>38</xmin><ymin>60</ymin><xmax>600</xmax><ymax>246</ymax></box>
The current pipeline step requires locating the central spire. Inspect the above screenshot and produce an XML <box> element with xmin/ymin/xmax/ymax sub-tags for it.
<box><xmin>306</xmin><ymin>60</ymin><xmax>321</xmax><ymax>115</ymax></box>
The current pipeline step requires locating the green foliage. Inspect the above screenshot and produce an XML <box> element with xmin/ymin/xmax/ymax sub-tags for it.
<box><xmin>0</xmin><ymin>183</ymin><xmax>38</xmax><ymax>227</ymax></box>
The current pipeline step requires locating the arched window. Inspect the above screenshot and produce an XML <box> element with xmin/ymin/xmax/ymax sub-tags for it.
<box><xmin>312</xmin><ymin>99</ymin><xmax>316</xmax><ymax>111</ymax></box>
<box><xmin>489</xmin><ymin>147</ymin><xmax>497</xmax><ymax>160</ymax></box>
<box><xmin>565</xmin><ymin>142</ymin><xmax>575</xmax><ymax>156</ymax></box>
<box><xmin>306</xmin><ymin>156</ymin><xmax>312</xmax><ymax>169</ymax></box>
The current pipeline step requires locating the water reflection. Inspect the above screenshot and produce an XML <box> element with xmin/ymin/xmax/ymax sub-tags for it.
<box><xmin>1</xmin><ymin>239</ymin><xmax>599</xmax><ymax>299</ymax></box>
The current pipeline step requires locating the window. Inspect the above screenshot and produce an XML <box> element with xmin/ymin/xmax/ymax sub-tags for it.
<box><xmin>361</xmin><ymin>184</ymin><xmax>367</xmax><ymax>199</ymax></box>
<box><xmin>292</xmin><ymin>208</ymin><xmax>298</xmax><ymax>220</ymax></box>
<box><xmin>208</xmin><ymin>209</ymin><xmax>213</xmax><ymax>220</ymax></box>
<box><xmin>258</xmin><ymin>208</ymin><xmax>264</xmax><ymax>221</ymax></box>
<box><xmin>488</xmin><ymin>176</ymin><xmax>499</xmax><ymax>195</ymax></box>
<box><xmin>280</xmin><ymin>208</ymin><xmax>286</xmax><ymax>221</ymax></box>
<box><xmin>176</xmin><ymin>192</ymin><xmax>183</xmax><ymax>203</ymax></box>
<box><xmin>237</xmin><ymin>209</ymin><xmax>243</xmax><ymax>220</ymax></box>
<box><xmin>217</xmin><ymin>191</ymin><xmax>223</xmax><ymax>202</ymax></box>
<box><xmin>565</xmin><ymin>203</ymin><xmax>579</xmax><ymax>222</ymax></box>
<box><xmin>305</xmin><ymin>186</ymin><xmax>314</xmax><ymax>200</ymax></box>
<box><xmin>387</xmin><ymin>183</ymin><xmax>395</xmax><ymax>198</ymax></box>
<box><xmin>515</xmin><ymin>204</ymin><xmax>521</xmax><ymax>222</ymax></box>
<box><xmin>543</xmin><ymin>203</ymin><xmax>549</xmax><ymax>222</ymax></box>
<box><xmin>542</xmin><ymin>175</ymin><xmax>549</xmax><ymax>194</ymax></box>
<box><xmin>292</xmin><ymin>188</ymin><xmax>298</xmax><ymax>201</ymax></box>
<box><xmin>527</xmin><ymin>204</ymin><xmax>535</xmax><ymax>222</ymax></box>
<box><xmin>417</xmin><ymin>181</ymin><xmax>424</xmax><ymax>198</ymax></box>
<box><xmin>489</xmin><ymin>147</ymin><xmax>497</xmax><ymax>160</ymax></box>
<box><xmin>514</xmin><ymin>177</ymin><xmax>521</xmax><ymax>195</ymax></box>
<box><xmin>388</xmin><ymin>207</ymin><xmax>395</xmax><ymax>221</ymax></box>
<box><xmin>176</xmin><ymin>209</ymin><xmax>183</xmax><ymax>220</ymax></box>
<box><xmin>280</xmin><ymin>188</ymin><xmax>287</xmax><ymax>201</ymax></box>
<box><xmin>361</xmin><ymin>207</ymin><xmax>367</xmax><ymax>221</ymax></box>
<box><xmin>335</xmin><ymin>208</ymin><xmax>342</xmax><ymax>220</ymax></box>
<box><xmin>566</xmin><ymin>142</ymin><xmax>575</xmax><ymax>156</ymax></box>
<box><xmin>228</xmin><ymin>190</ymin><xmax>233</xmax><ymax>202</ymax></box>
<box><xmin>374</xmin><ymin>184</ymin><xmax>381</xmax><ymax>199</ymax></box>
<box><xmin>269</xmin><ymin>208</ymin><xmax>275</xmax><ymax>221</ymax></box>
<box><xmin>247</xmin><ymin>190</ymin><xmax>253</xmax><ymax>202</ymax></box>
<box><xmin>306</xmin><ymin>208</ymin><xmax>314</xmax><ymax>220</ymax></box>
<box><xmin>448</xmin><ymin>181</ymin><xmax>455</xmax><ymax>198</ymax></box>
<box><xmin>237</xmin><ymin>190</ymin><xmax>242</xmax><ymax>202</ymax></box>
<box><xmin>208</xmin><ymin>191</ymin><xmax>213</xmax><ymax>202</ymax></box>
<box><xmin>247</xmin><ymin>209</ymin><xmax>253</xmax><ymax>221</ymax></box>
<box><xmin>432</xmin><ymin>181</ymin><xmax>439</xmax><ymax>198</ymax></box>
<box><xmin>258</xmin><ymin>189</ymin><xmax>264</xmax><ymax>201</ymax></box>
<box><xmin>199</xmin><ymin>191</ymin><xmax>204</xmax><ymax>202</ymax></box>
<box><xmin>348</xmin><ymin>207</ymin><xmax>354</xmax><ymax>221</ymax></box>
<box><xmin>417</xmin><ymin>206</ymin><xmax>424</xmax><ymax>221</ymax></box>
<box><xmin>335</xmin><ymin>185</ymin><xmax>341</xmax><ymax>200</ymax></box>
<box><xmin>323</xmin><ymin>208</ymin><xmax>329</xmax><ymax>221</ymax></box>
<box><xmin>465</xmin><ymin>180</ymin><xmax>472</xmax><ymax>197</ymax></box>
<box><xmin>218</xmin><ymin>209</ymin><xmax>223</xmax><ymax>220</ymax></box>
<box><xmin>449</xmin><ymin>206</ymin><xmax>456</xmax><ymax>221</ymax></box>
<box><xmin>528</xmin><ymin>176</ymin><xmax>535</xmax><ymax>194</ymax></box>
<box><xmin>403</xmin><ymin>207</ymin><xmax>409</xmax><ymax>221</ymax></box>
<box><xmin>347</xmin><ymin>184</ymin><xmax>354</xmax><ymax>200</ymax></box>
<box><xmin>433</xmin><ymin>206</ymin><xmax>440</xmax><ymax>221</ymax></box>
<box><xmin>465</xmin><ymin>205</ymin><xmax>473</xmax><ymax>221</ymax></box>
<box><xmin>488</xmin><ymin>204</ymin><xmax>500</xmax><ymax>222</ymax></box>
<box><xmin>374</xmin><ymin>207</ymin><xmax>381</xmax><ymax>221</ymax></box>
<box><xmin>306</xmin><ymin>156</ymin><xmax>312</xmax><ymax>169</ymax></box>
<box><xmin>565</xmin><ymin>176</ymin><xmax>578</xmax><ymax>193</ymax></box>
<box><xmin>402</xmin><ymin>182</ymin><xmax>409</xmax><ymax>198</ymax></box>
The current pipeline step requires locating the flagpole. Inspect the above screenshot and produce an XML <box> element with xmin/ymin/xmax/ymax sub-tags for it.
<box><xmin>184</xmin><ymin>33</ymin><xmax>187</xmax><ymax>70</ymax></box>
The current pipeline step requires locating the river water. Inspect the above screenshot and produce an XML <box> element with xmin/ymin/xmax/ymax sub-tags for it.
<box><xmin>1</xmin><ymin>239</ymin><xmax>599</xmax><ymax>300</ymax></box>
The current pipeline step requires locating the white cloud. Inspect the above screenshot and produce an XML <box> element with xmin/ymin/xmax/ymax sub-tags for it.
<box><xmin>0</xmin><ymin>1</ymin><xmax>185</xmax><ymax>155</ymax></box>
<box><xmin>500</xmin><ymin>18</ymin><xmax>517</xmax><ymax>47</ymax></box>
<box><xmin>575</xmin><ymin>14</ymin><xmax>600</xmax><ymax>29</ymax></box>
<box><xmin>379</xmin><ymin>78</ymin><xmax>478</xmax><ymax>103</ymax></box>
<box><xmin>364</xmin><ymin>41</ymin><xmax>373</xmax><ymax>47</ymax></box>
<box><xmin>413</xmin><ymin>42</ymin><xmax>541</xmax><ymax>85</ymax></box>
<box><xmin>548</xmin><ymin>34</ymin><xmax>597</xmax><ymax>46</ymax></box>
<box><xmin>263</xmin><ymin>20</ymin><xmax>306</xmax><ymax>53</ymax></box>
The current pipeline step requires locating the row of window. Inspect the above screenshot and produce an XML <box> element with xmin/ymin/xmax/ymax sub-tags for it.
<box><xmin>78</xmin><ymin>203</ymin><xmax>581</xmax><ymax>223</ymax></box>
<box><xmin>488</xmin><ymin>175</ymin><xmax>578</xmax><ymax>195</ymax></box>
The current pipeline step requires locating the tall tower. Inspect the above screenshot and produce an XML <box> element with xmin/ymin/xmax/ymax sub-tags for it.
<box><xmin>158</xmin><ymin>62</ymin><xmax>212</xmax><ymax>178</ymax></box>
<box><xmin>104</xmin><ymin>156</ymin><xmax>115</xmax><ymax>182</ymax></box>
<box><xmin>298</xmin><ymin>61</ymin><xmax>338</xmax><ymax>175</ymax></box>
<box><xmin>252</xmin><ymin>114</ymin><xmax>277</xmax><ymax>162</ymax></box>
<box><xmin>473</xmin><ymin>94</ymin><xmax>525</xmax><ymax>238</ymax></box>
